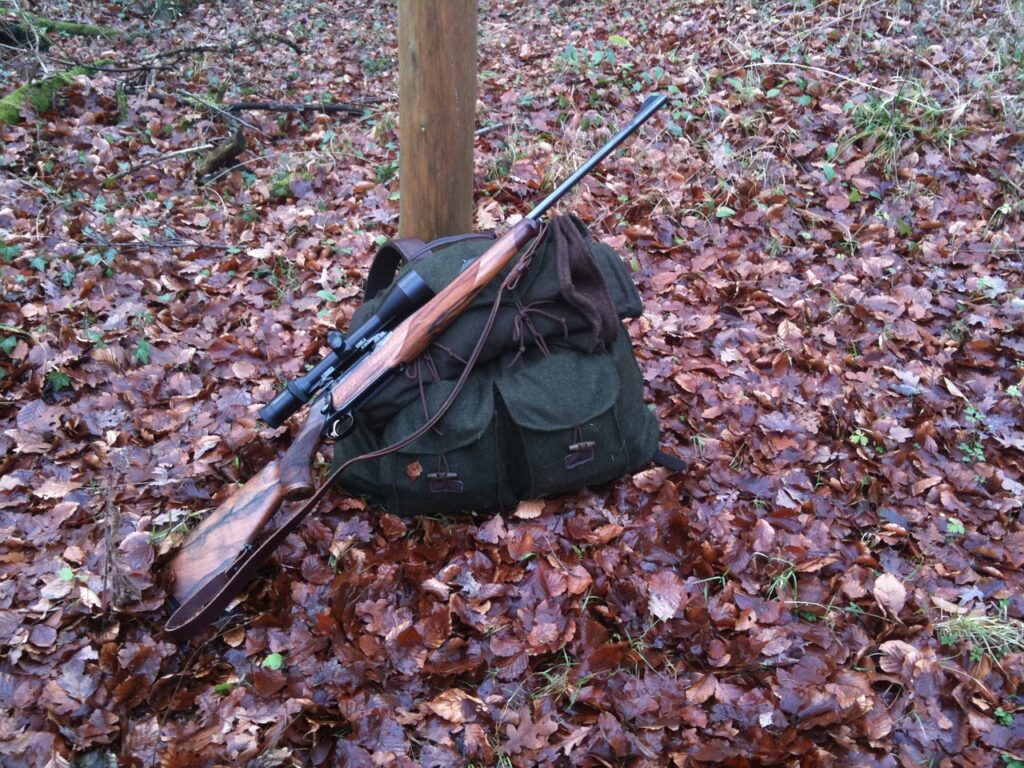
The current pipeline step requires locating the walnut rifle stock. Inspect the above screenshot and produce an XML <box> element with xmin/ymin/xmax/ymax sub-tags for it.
<box><xmin>168</xmin><ymin>461</ymin><xmax>283</xmax><ymax>607</ymax></box>
<box><xmin>165</xmin><ymin>94</ymin><xmax>667</xmax><ymax>639</ymax></box>
<box><xmin>169</xmin><ymin>411</ymin><xmax>324</xmax><ymax>608</ymax></box>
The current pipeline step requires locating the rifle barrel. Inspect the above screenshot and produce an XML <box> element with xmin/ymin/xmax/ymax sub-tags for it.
<box><xmin>526</xmin><ymin>93</ymin><xmax>667</xmax><ymax>222</ymax></box>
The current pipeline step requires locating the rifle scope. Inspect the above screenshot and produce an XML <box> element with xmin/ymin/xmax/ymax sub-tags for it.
<box><xmin>260</xmin><ymin>270</ymin><xmax>434</xmax><ymax>428</ymax></box>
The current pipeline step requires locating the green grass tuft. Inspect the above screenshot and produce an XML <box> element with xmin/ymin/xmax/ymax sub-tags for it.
<box><xmin>936</xmin><ymin>607</ymin><xmax>1024</xmax><ymax>662</ymax></box>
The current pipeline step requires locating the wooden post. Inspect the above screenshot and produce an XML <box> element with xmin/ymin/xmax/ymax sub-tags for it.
<box><xmin>398</xmin><ymin>0</ymin><xmax>477</xmax><ymax>241</ymax></box>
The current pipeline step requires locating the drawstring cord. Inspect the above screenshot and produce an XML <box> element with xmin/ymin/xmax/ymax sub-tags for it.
<box><xmin>510</xmin><ymin>299</ymin><xmax>570</xmax><ymax>365</ymax></box>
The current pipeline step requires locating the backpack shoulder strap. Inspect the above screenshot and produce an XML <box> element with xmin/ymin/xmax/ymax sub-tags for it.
<box><xmin>364</xmin><ymin>232</ymin><xmax>498</xmax><ymax>301</ymax></box>
<box><xmin>364</xmin><ymin>237</ymin><xmax>428</xmax><ymax>301</ymax></box>
<box><xmin>653</xmin><ymin>449</ymin><xmax>686</xmax><ymax>471</ymax></box>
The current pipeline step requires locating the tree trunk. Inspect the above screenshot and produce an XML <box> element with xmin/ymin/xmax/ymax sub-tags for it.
<box><xmin>397</xmin><ymin>0</ymin><xmax>477</xmax><ymax>241</ymax></box>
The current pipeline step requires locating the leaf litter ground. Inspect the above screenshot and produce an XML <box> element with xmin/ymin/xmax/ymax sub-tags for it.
<box><xmin>0</xmin><ymin>0</ymin><xmax>1023</xmax><ymax>765</ymax></box>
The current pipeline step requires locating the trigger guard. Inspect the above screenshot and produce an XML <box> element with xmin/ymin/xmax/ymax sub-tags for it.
<box><xmin>323</xmin><ymin>410</ymin><xmax>355</xmax><ymax>441</ymax></box>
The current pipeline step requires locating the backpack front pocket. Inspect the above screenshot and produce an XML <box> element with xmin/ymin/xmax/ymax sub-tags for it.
<box><xmin>378</xmin><ymin>374</ymin><xmax>513</xmax><ymax>516</ymax></box>
<box><xmin>496</xmin><ymin>346</ymin><xmax>631</xmax><ymax>498</ymax></box>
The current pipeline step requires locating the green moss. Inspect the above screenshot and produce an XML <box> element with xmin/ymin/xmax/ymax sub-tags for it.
<box><xmin>22</xmin><ymin>14</ymin><xmax>117</xmax><ymax>38</ymax></box>
<box><xmin>0</xmin><ymin>61</ymin><xmax>110</xmax><ymax>124</ymax></box>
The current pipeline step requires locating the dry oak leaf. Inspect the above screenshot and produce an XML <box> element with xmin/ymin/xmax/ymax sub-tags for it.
<box><xmin>505</xmin><ymin>706</ymin><xmax>559</xmax><ymax>754</ymax></box>
<box><xmin>426</xmin><ymin>689</ymin><xmax>483</xmax><ymax>724</ymax></box>
<box><xmin>475</xmin><ymin>514</ymin><xmax>506</xmax><ymax>544</ymax></box>
<box><xmin>888</xmin><ymin>425</ymin><xmax>914</xmax><ymax>443</ymax></box>
<box><xmin>873</xmin><ymin>573</ymin><xmax>907</xmax><ymax>616</ymax></box>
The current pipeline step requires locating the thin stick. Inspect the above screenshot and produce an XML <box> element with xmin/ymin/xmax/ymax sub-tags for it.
<box><xmin>474</xmin><ymin>122</ymin><xmax>505</xmax><ymax>137</ymax></box>
<box><xmin>176</xmin><ymin>90</ymin><xmax>269</xmax><ymax>138</ymax></box>
<box><xmin>109</xmin><ymin>143</ymin><xmax>214</xmax><ymax>180</ymax></box>
<box><xmin>745</xmin><ymin>60</ymin><xmax>963</xmax><ymax>113</ymax></box>
<box><xmin>226</xmin><ymin>101</ymin><xmax>365</xmax><ymax>115</ymax></box>
<box><xmin>146</xmin><ymin>33</ymin><xmax>301</xmax><ymax>60</ymax></box>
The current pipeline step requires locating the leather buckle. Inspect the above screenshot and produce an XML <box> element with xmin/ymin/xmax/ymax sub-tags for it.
<box><xmin>427</xmin><ymin>471</ymin><xmax>464</xmax><ymax>494</ymax></box>
<box><xmin>565</xmin><ymin>441</ymin><xmax>595</xmax><ymax>469</ymax></box>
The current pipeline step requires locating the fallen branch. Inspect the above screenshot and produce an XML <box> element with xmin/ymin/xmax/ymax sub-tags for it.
<box><xmin>262</xmin><ymin>34</ymin><xmax>301</xmax><ymax>55</ymax></box>
<box><xmin>195</xmin><ymin>128</ymin><xmax>245</xmax><ymax>178</ymax></box>
<box><xmin>175</xmin><ymin>90</ymin><xmax>269</xmax><ymax>137</ymax></box>
<box><xmin>475</xmin><ymin>122</ymin><xmax>505</xmax><ymax>137</ymax></box>
<box><xmin>0</xmin><ymin>44</ymin><xmax>166</xmax><ymax>75</ymax></box>
<box><xmin>145</xmin><ymin>33</ymin><xmax>301</xmax><ymax>62</ymax></box>
<box><xmin>225</xmin><ymin>100</ymin><xmax>366</xmax><ymax>115</ymax></box>
<box><xmin>0</xmin><ymin>18</ymin><xmax>51</xmax><ymax>49</ymax></box>
<box><xmin>110</xmin><ymin>142</ymin><xmax>215</xmax><ymax>180</ymax></box>
<box><xmin>18</xmin><ymin>13</ymin><xmax>118</xmax><ymax>38</ymax></box>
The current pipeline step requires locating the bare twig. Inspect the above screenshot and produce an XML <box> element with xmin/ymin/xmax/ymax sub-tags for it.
<box><xmin>142</xmin><ymin>32</ymin><xmax>300</xmax><ymax>62</ymax></box>
<box><xmin>0</xmin><ymin>42</ymin><xmax>171</xmax><ymax>74</ymax></box>
<box><xmin>80</xmin><ymin>225</ymin><xmax>236</xmax><ymax>251</ymax></box>
<box><xmin>109</xmin><ymin>142</ymin><xmax>215</xmax><ymax>180</ymax></box>
<box><xmin>745</xmin><ymin>60</ymin><xmax>965</xmax><ymax>113</ymax></box>
<box><xmin>262</xmin><ymin>33</ymin><xmax>301</xmax><ymax>54</ymax></box>
<box><xmin>148</xmin><ymin>43</ymin><xmax>233</xmax><ymax>60</ymax></box>
<box><xmin>475</xmin><ymin>122</ymin><xmax>505</xmax><ymax>137</ymax></box>
<box><xmin>226</xmin><ymin>100</ymin><xmax>365</xmax><ymax>115</ymax></box>
<box><xmin>198</xmin><ymin>146</ymin><xmax>358</xmax><ymax>185</ymax></box>
<box><xmin>176</xmin><ymin>89</ymin><xmax>270</xmax><ymax>138</ymax></box>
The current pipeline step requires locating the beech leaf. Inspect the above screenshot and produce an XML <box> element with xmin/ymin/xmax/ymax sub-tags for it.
<box><xmin>513</xmin><ymin>499</ymin><xmax>544</xmax><ymax>519</ymax></box>
<box><xmin>261</xmin><ymin>653</ymin><xmax>284</xmax><ymax>670</ymax></box>
<box><xmin>426</xmin><ymin>689</ymin><xmax>481</xmax><ymax>723</ymax></box>
<box><xmin>873</xmin><ymin>573</ymin><xmax>907</xmax><ymax>616</ymax></box>
<box><xmin>647</xmin><ymin>570</ymin><xmax>685</xmax><ymax>621</ymax></box>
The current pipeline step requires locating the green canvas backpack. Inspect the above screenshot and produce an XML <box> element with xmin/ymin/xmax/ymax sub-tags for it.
<box><xmin>331</xmin><ymin>214</ymin><xmax>673</xmax><ymax>516</ymax></box>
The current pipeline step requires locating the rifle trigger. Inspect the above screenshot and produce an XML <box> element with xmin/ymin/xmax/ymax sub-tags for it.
<box><xmin>323</xmin><ymin>410</ymin><xmax>355</xmax><ymax>441</ymax></box>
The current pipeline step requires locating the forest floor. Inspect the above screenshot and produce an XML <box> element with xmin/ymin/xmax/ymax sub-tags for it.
<box><xmin>1</xmin><ymin>0</ymin><xmax>1023</xmax><ymax>765</ymax></box>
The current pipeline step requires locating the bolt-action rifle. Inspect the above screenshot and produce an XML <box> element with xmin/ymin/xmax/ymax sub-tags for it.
<box><xmin>165</xmin><ymin>94</ymin><xmax>667</xmax><ymax>640</ymax></box>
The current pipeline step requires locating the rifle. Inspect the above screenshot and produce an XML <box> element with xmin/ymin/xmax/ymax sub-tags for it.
<box><xmin>165</xmin><ymin>94</ymin><xmax>667</xmax><ymax>640</ymax></box>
